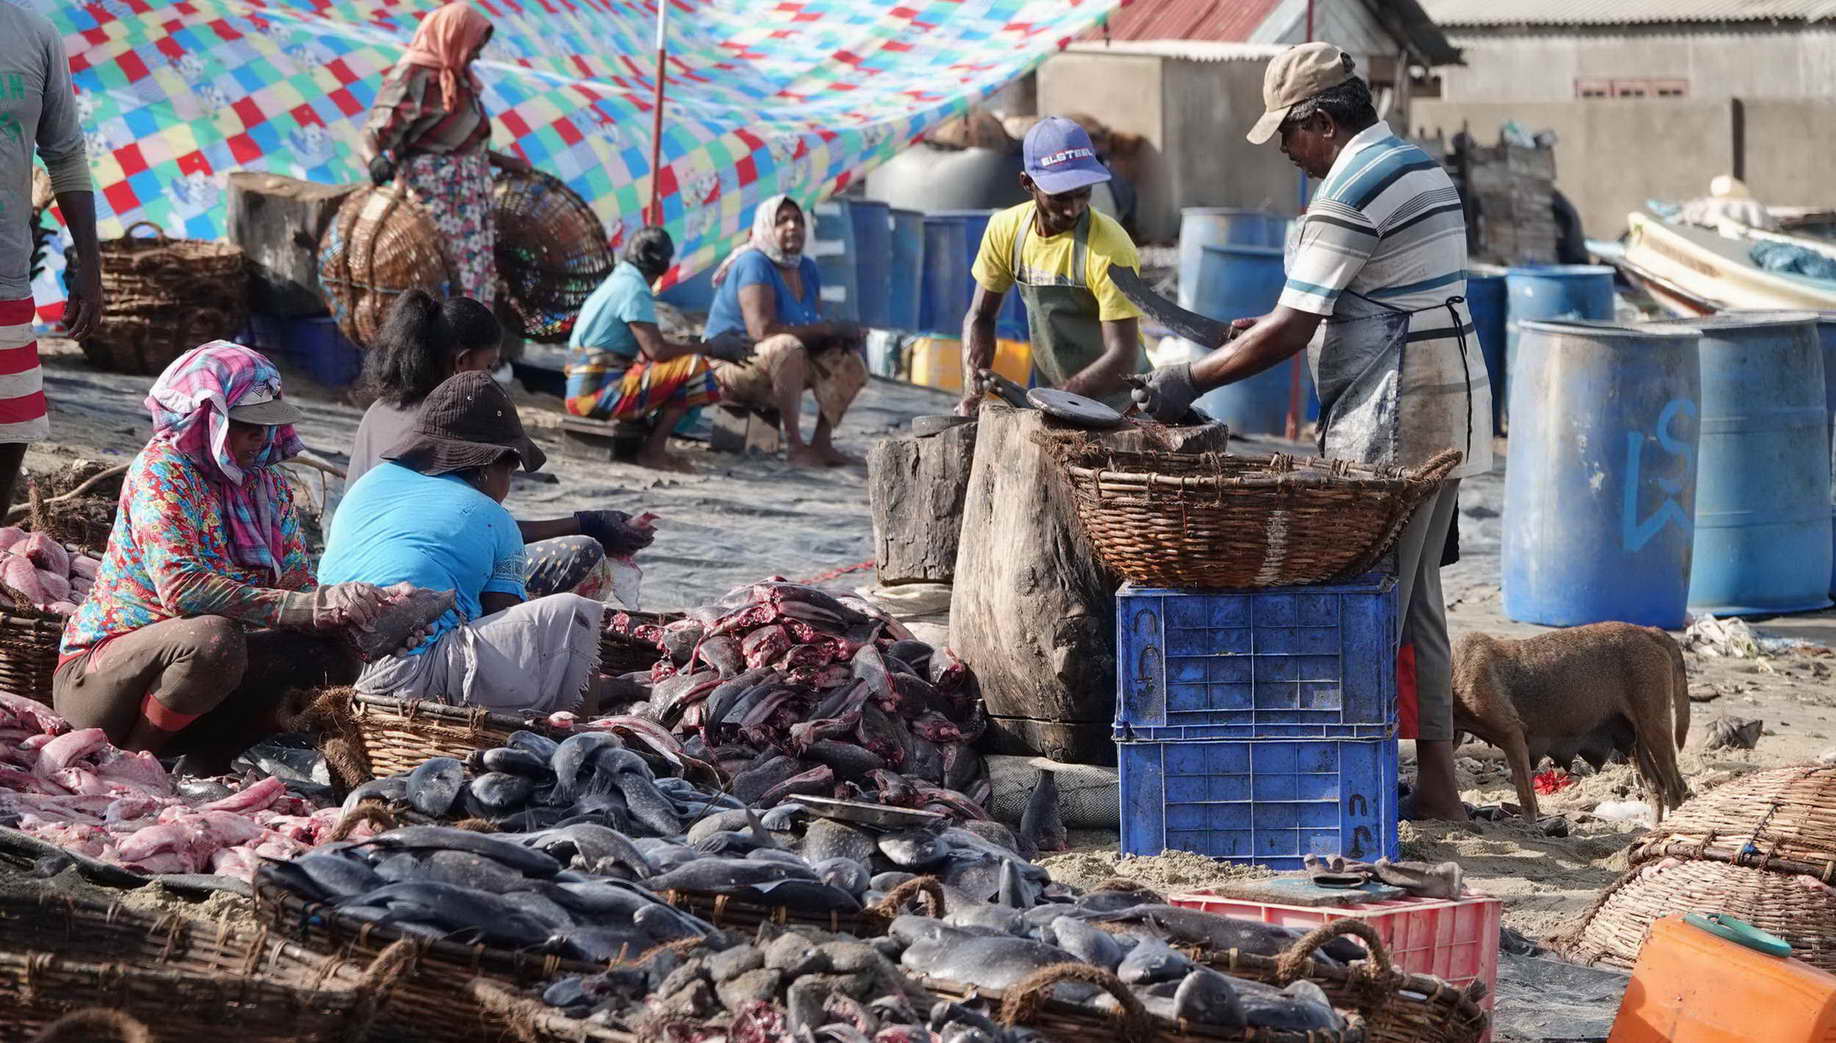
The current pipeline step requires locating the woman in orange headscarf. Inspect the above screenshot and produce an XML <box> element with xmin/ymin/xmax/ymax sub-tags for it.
<box><xmin>361</xmin><ymin>2</ymin><xmax>530</xmax><ymax>308</ymax></box>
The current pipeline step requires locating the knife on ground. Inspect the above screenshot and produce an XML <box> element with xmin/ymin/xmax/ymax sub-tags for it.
<box><xmin>1110</xmin><ymin>266</ymin><xmax>1238</xmax><ymax>349</ymax></box>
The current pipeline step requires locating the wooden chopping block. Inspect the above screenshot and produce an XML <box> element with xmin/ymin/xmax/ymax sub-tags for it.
<box><xmin>949</xmin><ymin>404</ymin><xmax>1228</xmax><ymax>764</ymax></box>
<box><xmin>867</xmin><ymin>419</ymin><xmax>978</xmax><ymax>585</ymax></box>
<box><xmin>226</xmin><ymin>172</ymin><xmax>358</xmax><ymax>317</ymax></box>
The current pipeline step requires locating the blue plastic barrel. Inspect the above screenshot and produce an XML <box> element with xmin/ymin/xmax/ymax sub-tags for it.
<box><xmin>1465</xmin><ymin>271</ymin><xmax>1508</xmax><ymax>434</ymax></box>
<box><xmin>810</xmin><ymin>201</ymin><xmax>858</xmax><ymax>323</ymax></box>
<box><xmin>1819</xmin><ymin>314</ymin><xmax>1836</xmax><ymax>595</ymax></box>
<box><xmin>1190</xmin><ymin>243</ymin><xmax>1291</xmax><ymax>435</ymax></box>
<box><xmin>932</xmin><ymin>208</ymin><xmax>1027</xmax><ymax>341</ymax></box>
<box><xmin>1662</xmin><ymin>312</ymin><xmax>1832</xmax><ymax>616</ymax></box>
<box><xmin>1504</xmin><ymin>265</ymin><xmax>1615</xmax><ymax>425</ymax></box>
<box><xmin>1502</xmin><ymin>320</ymin><xmax>1701</xmax><ymax>628</ymax></box>
<box><xmin>1177</xmin><ymin>208</ymin><xmax>1288</xmax><ymax>309</ymax></box>
<box><xmin>887</xmin><ymin>208</ymin><xmax>923</xmax><ymax>332</ymax></box>
<box><xmin>848</xmin><ymin>199</ymin><xmax>891</xmax><ymax>329</ymax></box>
<box><xmin>918</xmin><ymin>216</ymin><xmax>968</xmax><ymax>335</ymax></box>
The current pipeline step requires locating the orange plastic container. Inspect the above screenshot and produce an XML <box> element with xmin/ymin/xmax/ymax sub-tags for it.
<box><xmin>1609</xmin><ymin>914</ymin><xmax>1836</xmax><ymax>1043</ymax></box>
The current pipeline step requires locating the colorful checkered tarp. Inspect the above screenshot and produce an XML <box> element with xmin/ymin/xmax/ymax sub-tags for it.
<box><xmin>22</xmin><ymin>0</ymin><xmax>1116</xmax><ymax>319</ymax></box>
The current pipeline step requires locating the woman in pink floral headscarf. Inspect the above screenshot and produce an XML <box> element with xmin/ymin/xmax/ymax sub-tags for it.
<box><xmin>55</xmin><ymin>342</ymin><xmax>391</xmax><ymax>762</ymax></box>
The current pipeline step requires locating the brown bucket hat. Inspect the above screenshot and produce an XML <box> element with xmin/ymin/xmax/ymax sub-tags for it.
<box><xmin>382</xmin><ymin>371</ymin><xmax>547</xmax><ymax>476</ymax></box>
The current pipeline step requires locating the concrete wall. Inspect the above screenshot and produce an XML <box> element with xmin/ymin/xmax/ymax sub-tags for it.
<box><xmin>1409</xmin><ymin>99</ymin><xmax>1738</xmax><ymax>242</ymax></box>
<box><xmin>1438</xmin><ymin>27</ymin><xmax>1836</xmax><ymax>102</ymax></box>
<box><xmin>1037</xmin><ymin>54</ymin><xmax>1309</xmax><ymax>242</ymax></box>
<box><xmin>1741</xmin><ymin>100</ymin><xmax>1836</xmax><ymax>211</ymax></box>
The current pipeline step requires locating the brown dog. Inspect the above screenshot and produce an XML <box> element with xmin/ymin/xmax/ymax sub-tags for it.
<box><xmin>1451</xmin><ymin>622</ymin><xmax>1691</xmax><ymax>823</ymax></box>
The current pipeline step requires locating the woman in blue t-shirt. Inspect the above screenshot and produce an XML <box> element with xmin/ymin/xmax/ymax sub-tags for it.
<box><xmin>704</xmin><ymin>196</ymin><xmax>867</xmax><ymax>468</ymax></box>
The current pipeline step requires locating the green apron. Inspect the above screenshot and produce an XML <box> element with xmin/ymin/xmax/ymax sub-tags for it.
<box><xmin>1009</xmin><ymin>204</ymin><xmax>1144</xmax><ymax>410</ymax></box>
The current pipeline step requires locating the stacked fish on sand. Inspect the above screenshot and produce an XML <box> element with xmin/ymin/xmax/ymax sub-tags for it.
<box><xmin>0</xmin><ymin>526</ymin><xmax>100</xmax><ymax>615</ymax></box>
<box><xmin>597</xmin><ymin>581</ymin><xmax>992</xmax><ymax>822</ymax></box>
<box><xmin>0</xmin><ymin>692</ymin><xmax>375</xmax><ymax>879</ymax></box>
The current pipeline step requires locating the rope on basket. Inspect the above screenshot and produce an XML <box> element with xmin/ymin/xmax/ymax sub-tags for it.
<box><xmin>1274</xmin><ymin>920</ymin><xmax>1402</xmax><ymax>1017</ymax></box>
<box><xmin>997</xmin><ymin>962</ymin><xmax>1155</xmax><ymax>1043</ymax></box>
<box><xmin>29</xmin><ymin>1009</ymin><xmax>155</xmax><ymax>1043</ymax></box>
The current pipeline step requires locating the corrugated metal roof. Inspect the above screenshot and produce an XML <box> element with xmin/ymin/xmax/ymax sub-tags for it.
<box><xmin>1093</xmin><ymin>0</ymin><xmax>1461</xmax><ymax>65</ymax></box>
<box><xmin>1421</xmin><ymin>0</ymin><xmax>1836</xmax><ymax>27</ymax></box>
<box><xmin>1062</xmin><ymin>39</ymin><xmax>1290</xmax><ymax>62</ymax></box>
<box><xmin>1099</xmin><ymin>0</ymin><xmax>1287</xmax><ymax>44</ymax></box>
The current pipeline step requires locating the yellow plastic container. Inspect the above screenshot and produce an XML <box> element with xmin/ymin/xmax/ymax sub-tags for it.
<box><xmin>1609</xmin><ymin>914</ymin><xmax>1836</xmax><ymax>1043</ymax></box>
<box><xmin>905</xmin><ymin>335</ymin><xmax>1031</xmax><ymax>393</ymax></box>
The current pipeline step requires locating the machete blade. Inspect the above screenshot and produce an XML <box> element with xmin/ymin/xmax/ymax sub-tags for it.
<box><xmin>1110</xmin><ymin>266</ymin><xmax>1236</xmax><ymax>348</ymax></box>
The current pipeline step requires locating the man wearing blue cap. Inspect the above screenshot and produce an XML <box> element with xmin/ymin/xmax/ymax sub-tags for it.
<box><xmin>955</xmin><ymin>116</ymin><xmax>1144</xmax><ymax>413</ymax></box>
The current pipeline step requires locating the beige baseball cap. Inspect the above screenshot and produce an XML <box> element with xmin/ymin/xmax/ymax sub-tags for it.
<box><xmin>1246</xmin><ymin>42</ymin><xmax>1358</xmax><ymax>145</ymax></box>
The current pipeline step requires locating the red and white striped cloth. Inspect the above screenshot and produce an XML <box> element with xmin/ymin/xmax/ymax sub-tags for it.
<box><xmin>0</xmin><ymin>299</ymin><xmax>48</xmax><ymax>443</ymax></box>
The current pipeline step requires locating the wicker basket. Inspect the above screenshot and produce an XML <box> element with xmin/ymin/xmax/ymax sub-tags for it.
<box><xmin>1631</xmin><ymin>765</ymin><xmax>1836</xmax><ymax>871</ymax></box>
<box><xmin>0</xmin><ymin>582</ymin><xmax>64</xmax><ymax>706</ymax></box>
<box><xmin>492</xmin><ymin>170</ymin><xmax>613</xmax><ymax>341</ymax></box>
<box><xmin>1552</xmin><ymin>858</ymin><xmax>1836</xmax><ymax>973</ymax></box>
<box><xmin>75</xmin><ymin>221</ymin><xmax>249</xmax><ymax>375</ymax></box>
<box><xmin>1049</xmin><ymin>441</ymin><xmax>1462</xmax><ymax>588</ymax></box>
<box><xmin>1194</xmin><ymin>922</ymin><xmax>1488</xmax><ymax>1043</ymax></box>
<box><xmin>0</xmin><ymin>889</ymin><xmax>396</xmax><ymax>1043</ymax></box>
<box><xmin>600</xmin><ymin>609</ymin><xmax>677</xmax><ymax>676</ymax></box>
<box><xmin>317</xmin><ymin>186</ymin><xmax>456</xmax><ymax>350</ymax></box>
<box><xmin>253</xmin><ymin>868</ymin><xmax>613</xmax><ymax>1043</ymax></box>
<box><xmin>297</xmin><ymin>687</ymin><xmax>567</xmax><ymax>787</ymax></box>
<box><xmin>657</xmin><ymin>875</ymin><xmax>943</xmax><ymax>939</ymax></box>
<box><xmin>923</xmin><ymin>963</ymin><xmax>1367</xmax><ymax>1043</ymax></box>
<box><xmin>467</xmin><ymin>978</ymin><xmax>633</xmax><ymax>1043</ymax></box>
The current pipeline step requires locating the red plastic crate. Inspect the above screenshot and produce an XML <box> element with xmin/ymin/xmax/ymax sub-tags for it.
<box><xmin>1171</xmin><ymin>889</ymin><xmax>1502</xmax><ymax>1039</ymax></box>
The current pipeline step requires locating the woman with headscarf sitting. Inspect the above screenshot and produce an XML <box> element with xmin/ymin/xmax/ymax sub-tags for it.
<box><xmin>704</xmin><ymin>196</ymin><xmax>868</xmax><ymax>469</ymax></box>
<box><xmin>350</xmin><ymin>290</ymin><xmax>654</xmax><ymax>600</ymax></box>
<box><xmin>56</xmin><ymin>343</ymin><xmax>403</xmax><ymax>760</ymax></box>
<box><xmin>362</xmin><ymin>0</ymin><xmax>527</xmax><ymax>307</ymax></box>
<box><xmin>565</xmin><ymin>226</ymin><xmax>751</xmax><ymax>471</ymax></box>
<box><xmin>320</xmin><ymin>372</ymin><xmax>613</xmax><ymax>715</ymax></box>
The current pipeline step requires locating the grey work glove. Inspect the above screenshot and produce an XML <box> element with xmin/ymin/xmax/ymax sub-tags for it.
<box><xmin>701</xmin><ymin>330</ymin><xmax>755</xmax><ymax>364</ymax></box>
<box><xmin>1128</xmin><ymin>363</ymin><xmax>1200</xmax><ymax>423</ymax></box>
<box><xmin>576</xmin><ymin>509</ymin><xmax>657</xmax><ymax>555</ymax></box>
<box><xmin>275</xmin><ymin>582</ymin><xmax>392</xmax><ymax>630</ymax></box>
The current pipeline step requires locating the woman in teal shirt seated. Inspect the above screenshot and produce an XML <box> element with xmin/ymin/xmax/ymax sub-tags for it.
<box><xmin>319</xmin><ymin>372</ymin><xmax>627</xmax><ymax>715</ymax></box>
<box><xmin>704</xmin><ymin>195</ymin><xmax>867</xmax><ymax>468</ymax></box>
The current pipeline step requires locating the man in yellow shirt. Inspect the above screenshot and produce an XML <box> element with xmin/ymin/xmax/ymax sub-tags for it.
<box><xmin>956</xmin><ymin>117</ymin><xmax>1145</xmax><ymax>413</ymax></box>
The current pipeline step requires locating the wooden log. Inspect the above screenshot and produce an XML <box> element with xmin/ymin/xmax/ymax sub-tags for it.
<box><xmin>225</xmin><ymin>172</ymin><xmax>358</xmax><ymax>316</ymax></box>
<box><xmin>867</xmin><ymin>420</ymin><xmax>978</xmax><ymax>585</ymax></box>
<box><xmin>949</xmin><ymin>405</ymin><xmax>1229</xmax><ymax>764</ymax></box>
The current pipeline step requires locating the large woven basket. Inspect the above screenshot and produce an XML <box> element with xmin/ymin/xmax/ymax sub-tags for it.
<box><xmin>75</xmin><ymin>221</ymin><xmax>248</xmax><ymax>375</ymax></box>
<box><xmin>492</xmin><ymin>170</ymin><xmax>613</xmax><ymax>341</ymax></box>
<box><xmin>600</xmin><ymin>608</ymin><xmax>678</xmax><ymax>676</ymax></box>
<box><xmin>1195</xmin><ymin>921</ymin><xmax>1488</xmax><ymax>1043</ymax></box>
<box><xmin>296</xmin><ymin>687</ymin><xmax>567</xmax><ymax>788</ymax></box>
<box><xmin>0</xmin><ymin>582</ymin><xmax>64</xmax><ymax>706</ymax></box>
<box><xmin>1552</xmin><ymin>857</ymin><xmax>1836</xmax><ymax>973</ymax></box>
<box><xmin>1632</xmin><ymin>765</ymin><xmax>1836</xmax><ymax>870</ymax></box>
<box><xmin>253</xmin><ymin>867</ymin><xmax>610</xmax><ymax>1043</ymax></box>
<box><xmin>923</xmin><ymin>964</ymin><xmax>1368</xmax><ymax>1043</ymax></box>
<box><xmin>1051</xmin><ymin>441</ymin><xmax>1462</xmax><ymax>588</ymax></box>
<box><xmin>0</xmin><ymin>889</ymin><xmax>395</xmax><ymax>1043</ymax></box>
<box><xmin>317</xmin><ymin>186</ymin><xmax>456</xmax><ymax>349</ymax></box>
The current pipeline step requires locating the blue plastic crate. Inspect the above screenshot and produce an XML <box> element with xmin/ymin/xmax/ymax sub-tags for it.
<box><xmin>1118</xmin><ymin>735</ymin><xmax>1398</xmax><ymax>868</ymax></box>
<box><xmin>1115</xmin><ymin>576</ymin><xmax>1398</xmax><ymax>741</ymax></box>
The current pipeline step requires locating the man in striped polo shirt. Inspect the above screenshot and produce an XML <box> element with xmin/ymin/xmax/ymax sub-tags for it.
<box><xmin>1132</xmin><ymin>43</ymin><xmax>1490</xmax><ymax>821</ymax></box>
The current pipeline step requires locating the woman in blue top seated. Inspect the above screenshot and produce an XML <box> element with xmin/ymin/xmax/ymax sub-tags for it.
<box><xmin>705</xmin><ymin>195</ymin><xmax>867</xmax><ymax>468</ymax></box>
<box><xmin>319</xmin><ymin>372</ymin><xmax>614</xmax><ymax>715</ymax></box>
